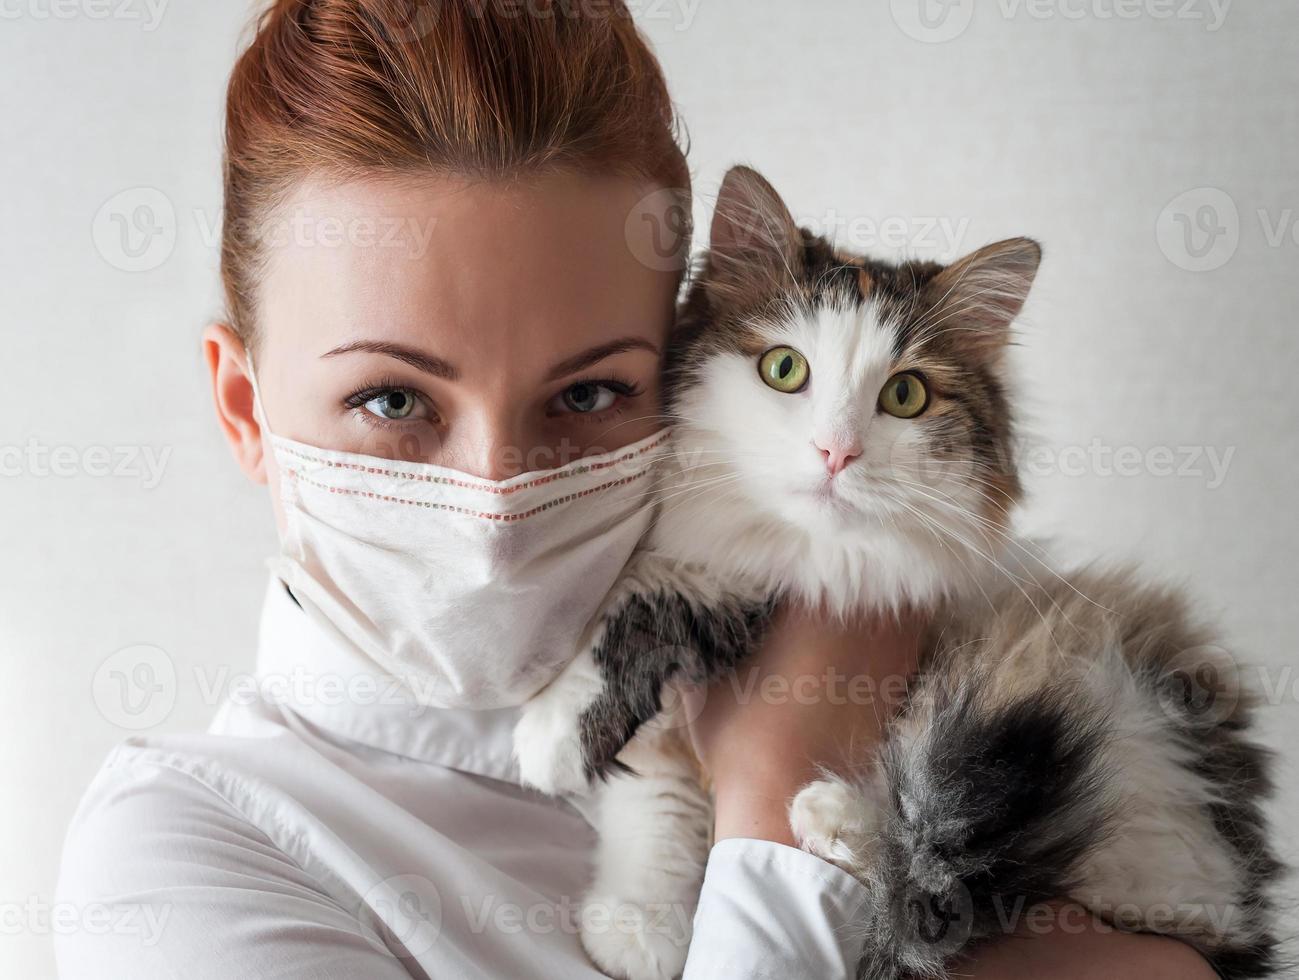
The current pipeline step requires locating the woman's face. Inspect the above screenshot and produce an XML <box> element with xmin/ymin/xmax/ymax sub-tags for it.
<box><xmin>206</xmin><ymin>171</ymin><xmax>681</xmax><ymax>512</ymax></box>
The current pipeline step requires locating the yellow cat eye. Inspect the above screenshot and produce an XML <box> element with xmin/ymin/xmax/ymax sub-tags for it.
<box><xmin>879</xmin><ymin>371</ymin><xmax>930</xmax><ymax>419</ymax></box>
<box><xmin>758</xmin><ymin>347</ymin><xmax>810</xmax><ymax>393</ymax></box>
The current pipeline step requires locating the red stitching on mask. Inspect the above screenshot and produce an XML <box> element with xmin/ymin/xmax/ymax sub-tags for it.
<box><xmin>283</xmin><ymin>467</ymin><xmax>653</xmax><ymax>522</ymax></box>
<box><xmin>275</xmin><ymin>431</ymin><xmax>670</xmax><ymax>495</ymax></box>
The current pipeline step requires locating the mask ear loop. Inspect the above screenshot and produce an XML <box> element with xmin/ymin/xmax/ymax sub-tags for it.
<box><xmin>244</xmin><ymin>346</ymin><xmax>274</xmax><ymax>438</ymax></box>
<box><xmin>245</xmin><ymin>347</ymin><xmax>300</xmax><ymax>585</ymax></box>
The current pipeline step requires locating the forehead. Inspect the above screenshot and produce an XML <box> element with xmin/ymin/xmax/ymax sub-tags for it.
<box><xmin>746</xmin><ymin>248</ymin><xmax>945</xmax><ymax>371</ymax></box>
<box><xmin>257</xmin><ymin>172</ymin><xmax>680</xmax><ymax>372</ymax></box>
<box><xmin>763</xmin><ymin>297</ymin><xmax>898</xmax><ymax>385</ymax></box>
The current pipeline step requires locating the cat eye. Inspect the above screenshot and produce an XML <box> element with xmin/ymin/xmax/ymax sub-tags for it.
<box><xmin>758</xmin><ymin>346</ymin><xmax>809</xmax><ymax>393</ymax></box>
<box><xmin>878</xmin><ymin>372</ymin><xmax>929</xmax><ymax>419</ymax></box>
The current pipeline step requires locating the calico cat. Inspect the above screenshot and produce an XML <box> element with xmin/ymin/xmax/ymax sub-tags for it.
<box><xmin>514</xmin><ymin>165</ymin><xmax>1282</xmax><ymax>980</ymax></box>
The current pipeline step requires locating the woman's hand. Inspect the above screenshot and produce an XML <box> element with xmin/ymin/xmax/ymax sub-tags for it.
<box><xmin>956</xmin><ymin>902</ymin><xmax>1222</xmax><ymax>980</ymax></box>
<box><xmin>682</xmin><ymin>603</ymin><xmax>923</xmax><ymax>846</ymax></box>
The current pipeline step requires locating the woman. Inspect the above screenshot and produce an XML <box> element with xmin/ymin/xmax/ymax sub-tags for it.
<box><xmin>55</xmin><ymin>2</ymin><xmax>1218</xmax><ymax>977</ymax></box>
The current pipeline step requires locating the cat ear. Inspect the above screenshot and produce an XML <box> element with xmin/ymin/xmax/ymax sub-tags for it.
<box><xmin>925</xmin><ymin>237</ymin><xmax>1042</xmax><ymax>357</ymax></box>
<box><xmin>705</xmin><ymin>165</ymin><xmax>804</xmax><ymax>306</ymax></box>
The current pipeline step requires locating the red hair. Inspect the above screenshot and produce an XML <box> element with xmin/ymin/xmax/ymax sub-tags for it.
<box><xmin>222</xmin><ymin>0</ymin><xmax>690</xmax><ymax>342</ymax></box>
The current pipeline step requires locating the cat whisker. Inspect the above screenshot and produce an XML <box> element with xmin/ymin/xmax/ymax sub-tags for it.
<box><xmin>872</xmin><ymin>474</ymin><xmax>1111</xmax><ymax>617</ymax></box>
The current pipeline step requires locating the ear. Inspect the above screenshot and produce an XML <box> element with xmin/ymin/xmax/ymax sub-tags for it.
<box><xmin>924</xmin><ymin>237</ymin><xmax>1042</xmax><ymax>358</ymax></box>
<box><xmin>705</xmin><ymin>165</ymin><xmax>804</xmax><ymax>306</ymax></box>
<box><xmin>202</xmin><ymin>321</ymin><xmax>267</xmax><ymax>485</ymax></box>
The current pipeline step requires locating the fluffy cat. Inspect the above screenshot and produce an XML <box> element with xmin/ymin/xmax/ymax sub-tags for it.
<box><xmin>514</xmin><ymin>165</ymin><xmax>1282</xmax><ymax>980</ymax></box>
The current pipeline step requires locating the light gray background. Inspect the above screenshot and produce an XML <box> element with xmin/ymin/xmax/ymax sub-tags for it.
<box><xmin>2</xmin><ymin>1</ymin><xmax>1296</xmax><ymax>976</ymax></box>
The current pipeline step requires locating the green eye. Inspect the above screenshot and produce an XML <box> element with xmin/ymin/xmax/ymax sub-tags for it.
<box><xmin>365</xmin><ymin>389</ymin><xmax>420</xmax><ymax>420</ymax></box>
<box><xmin>879</xmin><ymin>372</ymin><xmax>929</xmax><ymax>419</ymax></box>
<box><xmin>758</xmin><ymin>347</ymin><xmax>809</xmax><ymax>393</ymax></box>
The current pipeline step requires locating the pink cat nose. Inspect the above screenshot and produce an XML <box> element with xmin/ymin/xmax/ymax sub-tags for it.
<box><xmin>814</xmin><ymin>438</ymin><xmax>862</xmax><ymax>477</ymax></box>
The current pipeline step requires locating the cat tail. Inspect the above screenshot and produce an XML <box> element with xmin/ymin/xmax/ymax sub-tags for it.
<box><xmin>814</xmin><ymin>676</ymin><xmax>1116</xmax><ymax>980</ymax></box>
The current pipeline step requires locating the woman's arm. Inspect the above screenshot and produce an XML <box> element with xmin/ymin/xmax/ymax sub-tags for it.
<box><xmin>691</xmin><ymin>604</ymin><xmax>919</xmax><ymax>847</ymax></box>
<box><xmin>684</xmin><ymin>606</ymin><xmax>1219</xmax><ymax>980</ymax></box>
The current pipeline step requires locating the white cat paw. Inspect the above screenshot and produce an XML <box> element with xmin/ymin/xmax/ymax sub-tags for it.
<box><xmin>580</xmin><ymin>895</ymin><xmax>691</xmax><ymax>980</ymax></box>
<box><xmin>788</xmin><ymin>778</ymin><xmax>864</xmax><ymax>872</ymax></box>
<box><xmin>514</xmin><ymin>686</ymin><xmax>594</xmax><ymax>796</ymax></box>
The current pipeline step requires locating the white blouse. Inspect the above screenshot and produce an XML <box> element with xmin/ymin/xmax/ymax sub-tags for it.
<box><xmin>55</xmin><ymin>578</ymin><xmax>870</xmax><ymax>978</ymax></box>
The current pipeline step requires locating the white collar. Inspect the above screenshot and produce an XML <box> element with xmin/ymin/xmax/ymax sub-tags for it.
<box><xmin>254</xmin><ymin>575</ymin><xmax>522</xmax><ymax>785</ymax></box>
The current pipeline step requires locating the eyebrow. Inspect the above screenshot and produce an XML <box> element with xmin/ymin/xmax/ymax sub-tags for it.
<box><xmin>322</xmin><ymin>340</ymin><xmax>459</xmax><ymax>381</ymax></box>
<box><xmin>321</xmin><ymin>335</ymin><xmax>660</xmax><ymax>384</ymax></box>
<box><xmin>544</xmin><ymin>337</ymin><xmax>661</xmax><ymax>382</ymax></box>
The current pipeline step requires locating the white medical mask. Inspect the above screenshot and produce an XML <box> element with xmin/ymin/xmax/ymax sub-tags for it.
<box><xmin>248</xmin><ymin>360</ymin><xmax>667</xmax><ymax>709</ymax></box>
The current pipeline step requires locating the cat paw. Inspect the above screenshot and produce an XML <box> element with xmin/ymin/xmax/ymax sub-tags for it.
<box><xmin>580</xmin><ymin>895</ymin><xmax>691</xmax><ymax>980</ymax></box>
<box><xmin>788</xmin><ymin>778</ymin><xmax>865</xmax><ymax>872</ymax></box>
<box><xmin>514</xmin><ymin>685</ymin><xmax>594</xmax><ymax>796</ymax></box>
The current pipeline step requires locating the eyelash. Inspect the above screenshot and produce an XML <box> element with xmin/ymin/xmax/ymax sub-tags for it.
<box><xmin>341</xmin><ymin>376</ymin><xmax>645</xmax><ymax>428</ymax></box>
<box><xmin>554</xmin><ymin>376</ymin><xmax>644</xmax><ymax>422</ymax></box>
<box><xmin>343</xmin><ymin>376</ymin><xmax>433</xmax><ymax>430</ymax></box>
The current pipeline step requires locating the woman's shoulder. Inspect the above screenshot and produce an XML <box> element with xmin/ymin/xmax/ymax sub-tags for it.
<box><xmin>52</xmin><ymin>736</ymin><xmax>417</xmax><ymax>980</ymax></box>
<box><xmin>57</xmin><ymin>737</ymin><xmax>280</xmax><ymax>897</ymax></box>
<box><xmin>56</xmin><ymin>716</ymin><xmax>356</xmax><ymax>903</ymax></box>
